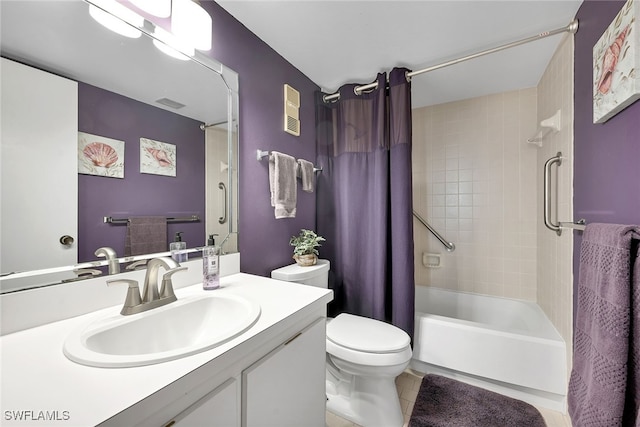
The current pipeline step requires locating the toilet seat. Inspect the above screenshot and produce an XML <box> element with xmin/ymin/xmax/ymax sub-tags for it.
<box><xmin>326</xmin><ymin>314</ymin><xmax>412</xmax><ymax>367</ymax></box>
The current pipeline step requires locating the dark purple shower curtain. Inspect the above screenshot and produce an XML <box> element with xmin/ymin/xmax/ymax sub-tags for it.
<box><xmin>316</xmin><ymin>68</ymin><xmax>415</xmax><ymax>339</ymax></box>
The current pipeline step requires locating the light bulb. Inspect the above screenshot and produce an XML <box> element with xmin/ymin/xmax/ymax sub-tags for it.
<box><xmin>88</xmin><ymin>1</ymin><xmax>143</xmax><ymax>38</ymax></box>
<box><xmin>171</xmin><ymin>0</ymin><xmax>212</xmax><ymax>51</ymax></box>
<box><xmin>153</xmin><ymin>27</ymin><xmax>195</xmax><ymax>60</ymax></box>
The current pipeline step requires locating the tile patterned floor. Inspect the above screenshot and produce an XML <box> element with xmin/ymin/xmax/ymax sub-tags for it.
<box><xmin>326</xmin><ymin>369</ymin><xmax>573</xmax><ymax>427</ymax></box>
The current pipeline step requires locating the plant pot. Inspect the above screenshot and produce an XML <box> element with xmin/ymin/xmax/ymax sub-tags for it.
<box><xmin>293</xmin><ymin>254</ymin><xmax>317</xmax><ymax>266</ymax></box>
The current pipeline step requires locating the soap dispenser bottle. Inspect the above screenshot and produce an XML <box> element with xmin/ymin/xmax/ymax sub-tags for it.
<box><xmin>170</xmin><ymin>231</ymin><xmax>188</xmax><ymax>263</ymax></box>
<box><xmin>203</xmin><ymin>234</ymin><xmax>220</xmax><ymax>290</ymax></box>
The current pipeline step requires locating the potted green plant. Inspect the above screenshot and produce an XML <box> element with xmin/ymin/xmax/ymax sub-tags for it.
<box><xmin>289</xmin><ymin>229</ymin><xmax>325</xmax><ymax>266</ymax></box>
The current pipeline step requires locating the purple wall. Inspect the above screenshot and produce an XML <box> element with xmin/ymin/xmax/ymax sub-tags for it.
<box><xmin>199</xmin><ymin>2</ymin><xmax>320</xmax><ymax>276</ymax></box>
<box><xmin>573</xmin><ymin>1</ymin><xmax>640</xmax><ymax>291</ymax></box>
<box><xmin>78</xmin><ymin>83</ymin><xmax>205</xmax><ymax>262</ymax></box>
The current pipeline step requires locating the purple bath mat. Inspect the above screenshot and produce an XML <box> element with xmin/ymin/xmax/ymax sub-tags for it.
<box><xmin>409</xmin><ymin>374</ymin><xmax>547</xmax><ymax>427</ymax></box>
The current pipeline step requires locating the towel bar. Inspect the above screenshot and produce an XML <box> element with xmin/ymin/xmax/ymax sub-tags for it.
<box><xmin>257</xmin><ymin>149</ymin><xmax>322</xmax><ymax>173</ymax></box>
<box><xmin>103</xmin><ymin>215</ymin><xmax>200</xmax><ymax>224</ymax></box>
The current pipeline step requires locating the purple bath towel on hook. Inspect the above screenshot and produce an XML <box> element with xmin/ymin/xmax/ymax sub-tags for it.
<box><xmin>568</xmin><ymin>223</ymin><xmax>640</xmax><ymax>427</ymax></box>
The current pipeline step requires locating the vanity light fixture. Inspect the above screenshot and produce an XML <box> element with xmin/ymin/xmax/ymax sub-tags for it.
<box><xmin>88</xmin><ymin>0</ymin><xmax>144</xmax><ymax>39</ymax></box>
<box><xmin>153</xmin><ymin>27</ymin><xmax>194</xmax><ymax>60</ymax></box>
<box><xmin>171</xmin><ymin>0</ymin><xmax>212</xmax><ymax>51</ymax></box>
<box><xmin>129</xmin><ymin>0</ymin><xmax>171</xmax><ymax>18</ymax></box>
<box><xmin>87</xmin><ymin>0</ymin><xmax>212</xmax><ymax>59</ymax></box>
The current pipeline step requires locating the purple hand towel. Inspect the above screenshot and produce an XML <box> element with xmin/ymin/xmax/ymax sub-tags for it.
<box><xmin>124</xmin><ymin>216</ymin><xmax>167</xmax><ymax>256</ymax></box>
<box><xmin>568</xmin><ymin>223</ymin><xmax>640</xmax><ymax>427</ymax></box>
<box><xmin>626</xmin><ymin>237</ymin><xmax>640</xmax><ymax>426</ymax></box>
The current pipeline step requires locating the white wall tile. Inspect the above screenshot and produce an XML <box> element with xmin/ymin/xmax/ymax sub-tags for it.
<box><xmin>535</xmin><ymin>34</ymin><xmax>574</xmax><ymax>375</ymax></box>
<box><xmin>412</xmin><ymin>87</ymin><xmax>538</xmax><ymax>301</ymax></box>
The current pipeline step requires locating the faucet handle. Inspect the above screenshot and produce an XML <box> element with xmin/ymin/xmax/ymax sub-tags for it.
<box><xmin>107</xmin><ymin>279</ymin><xmax>142</xmax><ymax>315</ymax></box>
<box><xmin>74</xmin><ymin>268</ymin><xmax>102</xmax><ymax>278</ymax></box>
<box><xmin>126</xmin><ymin>260</ymin><xmax>148</xmax><ymax>271</ymax></box>
<box><xmin>160</xmin><ymin>266</ymin><xmax>188</xmax><ymax>300</ymax></box>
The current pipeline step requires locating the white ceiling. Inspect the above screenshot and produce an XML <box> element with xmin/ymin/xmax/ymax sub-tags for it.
<box><xmin>217</xmin><ymin>0</ymin><xmax>583</xmax><ymax>108</ymax></box>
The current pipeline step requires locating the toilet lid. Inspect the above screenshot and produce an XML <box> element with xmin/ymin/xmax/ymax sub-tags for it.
<box><xmin>271</xmin><ymin>259</ymin><xmax>330</xmax><ymax>281</ymax></box>
<box><xmin>326</xmin><ymin>313</ymin><xmax>411</xmax><ymax>353</ymax></box>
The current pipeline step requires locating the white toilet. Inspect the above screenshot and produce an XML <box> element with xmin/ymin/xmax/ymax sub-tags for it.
<box><xmin>271</xmin><ymin>260</ymin><xmax>412</xmax><ymax>427</ymax></box>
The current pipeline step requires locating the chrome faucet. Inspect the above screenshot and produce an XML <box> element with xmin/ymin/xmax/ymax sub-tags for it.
<box><xmin>219</xmin><ymin>231</ymin><xmax>237</xmax><ymax>255</ymax></box>
<box><xmin>108</xmin><ymin>257</ymin><xmax>187</xmax><ymax>315</ymax></box>
<box><xmin>141</xmin><ymin>257</ymin><xmax>181</xmax><ymax>302</ymax></box>
<box><xmin>95</xmin><ymin>246</ymin><xmax>120</xmax><ymax>275</ymax></box>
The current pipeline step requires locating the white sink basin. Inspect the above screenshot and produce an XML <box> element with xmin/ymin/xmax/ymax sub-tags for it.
<box><xmin>63</xmin><ymin>293</ymin><xmax>261</xmax><ymax>368</ymax></box>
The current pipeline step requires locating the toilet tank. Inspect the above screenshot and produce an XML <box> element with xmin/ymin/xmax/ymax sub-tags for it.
<box><xmin>271</xmin><ymin>259</ymin><xmax>330</xmax><ymax>288</ymax></box>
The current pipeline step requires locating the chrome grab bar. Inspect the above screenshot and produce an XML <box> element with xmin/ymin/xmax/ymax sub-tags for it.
<box><xmin>544</xmin><ymin>152</ymin><xmax>563</xmax><ymax>236</ymax></box>
<box><xmin>218</xmin><ymin>182</ymin><xmax>227</xmax><ymax>224</ymax></box>
<box><xmin>412</xmin><ymin>210</ymin><xmax>455</xmax><ymax>252</ymax></box>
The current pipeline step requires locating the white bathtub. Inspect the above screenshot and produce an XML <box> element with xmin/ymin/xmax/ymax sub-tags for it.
<box><xmin>411</xmin><ymin>286</ymin><xmax>567</xmax><ymax>409</ymax></box>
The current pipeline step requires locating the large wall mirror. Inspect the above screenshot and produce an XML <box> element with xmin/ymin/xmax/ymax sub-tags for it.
<box><xmin>0</xmin><ymin>0</ymin><xmax>239</xmax><ymax>293</ymax></box>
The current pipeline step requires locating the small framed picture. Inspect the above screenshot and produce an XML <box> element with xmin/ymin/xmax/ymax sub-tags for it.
<box><xmin>140</xmin><ymin>138</ymin><xmax>176</xmax><ymax>177</ymax></box>
<box><xmin>78</xmin><ymin>132</ymin><xmax>125</xmax><ymax>178</ymax></box>
<box><xmin>593</xmin><ymin>0</ymin><xmax>639</xmax><ymax>123</ymax></box>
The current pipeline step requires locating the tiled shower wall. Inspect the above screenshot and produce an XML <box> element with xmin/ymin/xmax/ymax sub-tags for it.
<box><xmin>536</xmin><ymin>34</ymin><xmax>574</xmax><ymax>364</ymax></box>
<box><xmin>412</xmin><ymin>88</ymin><xmax>539</xmax><ymax>300</ymax></box>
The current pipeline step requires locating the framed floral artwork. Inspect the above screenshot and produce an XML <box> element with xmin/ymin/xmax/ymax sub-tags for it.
<box><xmin>593</xmin><ymin>0</ymin><xmax>639</xmax><ymax>123</ymax></box>
<box><xmin>140</xmin><ymin>138</ymin><xmax>176</xmax><ymax>177</ymax></box>
<box><xmin>78</xmin><ymin>132</ymin><xmax>125</xmax><ymax>178</ymax></box>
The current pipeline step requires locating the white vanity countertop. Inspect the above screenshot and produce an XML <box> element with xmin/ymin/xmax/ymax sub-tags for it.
<box><xmin>0</xmin><ymin>273</ymin><xmax>333</xmax><ymax>426</ymax></box>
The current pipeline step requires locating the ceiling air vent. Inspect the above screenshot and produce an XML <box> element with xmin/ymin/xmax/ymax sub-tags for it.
<box><xmin>284</xmin><ymin>84</ymin><xmax>300</xmax><ymax>136</ymax></box>
<box><xmin>156</xmin><ymin>97</ymin><xmax>186</xmax><ymax>109</ymax></box>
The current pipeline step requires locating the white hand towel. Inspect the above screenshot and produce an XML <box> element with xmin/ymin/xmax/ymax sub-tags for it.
<box><xmin>269</xmin><ymin>151</ymin><xmax>297</xmax><ymax>218</ymax></box>
<box><xmin>297</xmin><ymin>159</ymin><xmax>315</xmax><ymax>193</ymax></box>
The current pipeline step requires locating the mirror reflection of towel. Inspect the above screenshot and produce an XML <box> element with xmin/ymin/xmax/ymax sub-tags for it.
<box><xmin>269</xmin><ymin>151</ymin><xmax>297</xmax><ymax>218</ymax></box>
<box><xmin>124</xmin><ymin>216</ymin><xmax>167</xmax><ymax>256</ymax></box>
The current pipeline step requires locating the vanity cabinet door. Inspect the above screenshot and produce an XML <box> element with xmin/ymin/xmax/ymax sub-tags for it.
<box><xmin>167</xmin><ymin>378</ymin><xmax>239</xmax><ymax>427</ymax></box>
<box><xmin>242</xmin><ymin>318</ymin><xmax>326</xmax><ymax>427</ymax></box>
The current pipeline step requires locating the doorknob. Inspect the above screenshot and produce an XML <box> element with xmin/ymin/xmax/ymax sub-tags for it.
<box><xmin>59</xmin><ymin>235</ymin><xmax>75</xmax><ymax>246</ymax></box>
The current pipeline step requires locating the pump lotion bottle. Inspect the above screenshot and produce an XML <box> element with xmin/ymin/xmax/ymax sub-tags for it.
<box><xmin>203</xmin><ymin>234</ymin><xmax>220</xmax><ymax>290</ymax></box>
<box><xmin>170</xmin><ymin>231</ymin><xmax>188</xmax><ymax>263</ymax></box>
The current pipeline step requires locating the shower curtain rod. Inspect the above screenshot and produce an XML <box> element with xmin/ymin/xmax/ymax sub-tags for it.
<box><xmin>200</xmin><ymin>119</ymin><xmax>237</xmax><ymax>130</ymax></box>
<box><xmin>322</xmin><ymin>19</ymin><xmax>579</xmax><ymax>103</ymax></box>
